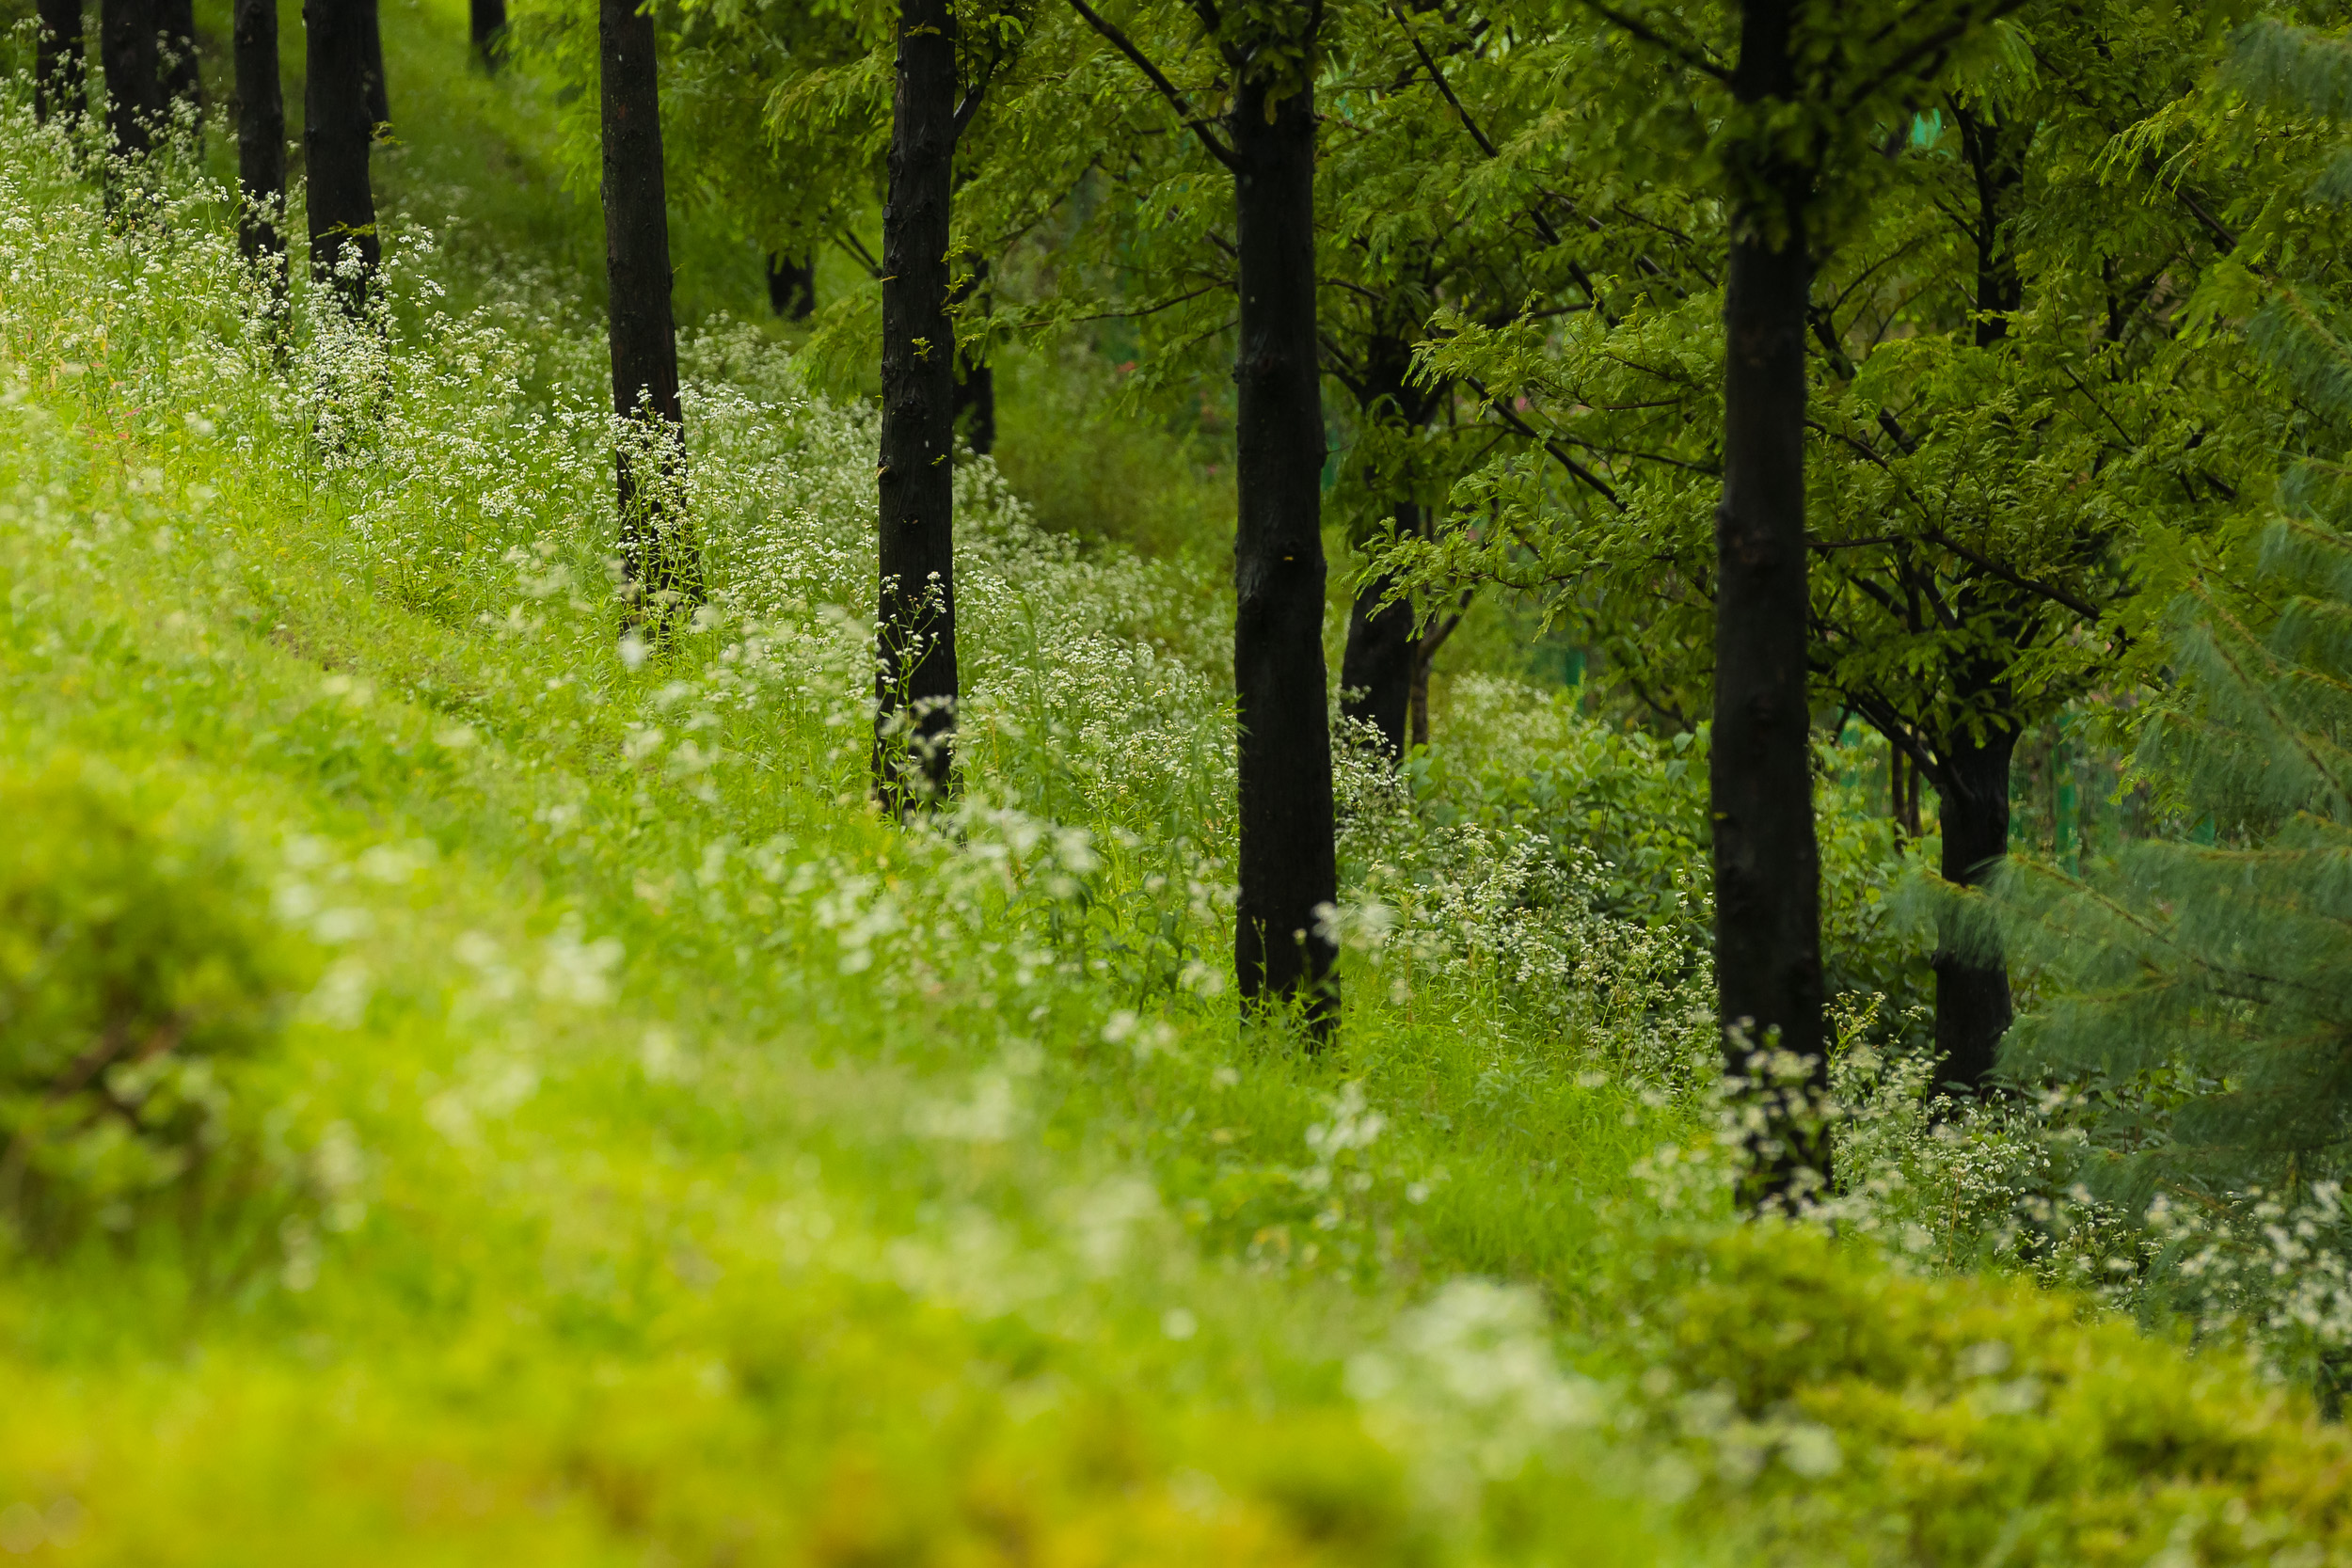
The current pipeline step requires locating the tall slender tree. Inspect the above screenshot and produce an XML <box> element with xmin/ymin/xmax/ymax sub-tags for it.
<box><xmin>305</xmin><ymin>0</ymin><xmax>380</xmax><ymax>311</ymax></box>
<box><xmin>1710</xmin><ymin>0</ymin><xmax>1825</xmax><ymax>1190</ymax></box>
<box><xmin>1063</xmin><ymin>0</ymin><xmax>1339</xmax><ymax>1032</ymax></box>
<box><xmin>873</xmin><ymin>0</ymin><xmax>962</xmax><ymax>809</ymax></box>
<box><xmin>1337</xmin><ymin>331</ymin><xmax>1439</xmax><ymax>759</ymax></box>
<box><xmin>33</xmin><ymin>0</ymin><xmax>87</xmax><ymax>125</ymax></box>
<box><xmin>100</xmin><ymin>0</ymin><xmax>159</xmax><ymax>158</ymax></box>
<box><xmin>231</xmin><ymin>0</ymin><xmax>285</xmax><ymax>263</ymax></box>
<box><xmin>599</xmin><ymin>0</ymin><xmax>697</xmax><ymax>619</ymax></box>
<box><xmin>1229</xmin><ymin>22</ymin><xmax>1339</xmax><ymax>1035</ymax></box>
<box><xmin>471</xmin><ymin>0</ymin><xmax>507</xmax><ymax>71</ymax></box>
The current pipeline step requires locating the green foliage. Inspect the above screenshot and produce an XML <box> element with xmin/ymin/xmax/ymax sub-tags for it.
<box><xmin>2000</xmin><ymin>514</ymin><xmax>2352</xmax><ymax>1200</ymax></box>
<box><xmin>0</xmin><ymin>756</ymin><xmax>297</xmax><ymax>1248</ymax></box>
<box><xmin>5</xmin><ymin>14</ymin><xmax>2352</xmax><ymax>1560</ymax></box>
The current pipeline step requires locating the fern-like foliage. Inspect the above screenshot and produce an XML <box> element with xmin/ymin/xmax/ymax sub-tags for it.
<box><xmin>2000</xmin><ymin>494</ymin><xmax>2352</xmax><ymax>1209</ymax></box>
<box><xmin>1990</xmin><ymin>15</ymin><xmax>2352</xmax><ymax>1212</ymax></box>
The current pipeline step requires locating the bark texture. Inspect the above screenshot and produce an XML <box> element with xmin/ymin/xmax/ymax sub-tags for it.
<box><xmin>305</xmin><ymin>0</ymin><xmax>378</xmax><ymax>311</ymax></box>
<box><xmin>1715</xmin><ymin>0</ymin><xmax>1826</xmax><ymax>1195</ymax></box>
<box><xmin>1231</xmin><ymin>69</ymin><xmax>1338</xmax><ymax>1036</ymax></box>
<box><xmin>873</xmin><ymin>0</ymin><xmax>960</xmax><ymax>810</ymax></box>
<box><xmin>470</xmin><ymin>0</ymin><xmax>506</xmax><ymax>71</ymax></box>
<box><xmin>599</xmin><ymin>0</ymin><xmax>695</xmax><ymax>619</ymax></box>
<box><xmin>231</xmin><ymin>0</ymin><xmax>284</xmax><ymax>262</ymax></box>
<box><xmin>34</xmin><ymin>0</ymin><xmax>87</xmax><ymax>124</ymax></box>
<box><xmin>100</xmin><ymin>0</ymin><xmax>159</xmax><ymax>158</ymax></box>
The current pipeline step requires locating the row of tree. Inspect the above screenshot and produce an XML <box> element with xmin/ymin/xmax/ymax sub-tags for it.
<box><xmin>699</xmin><ymin>0</ymin><xmax>2044</xmax><ymax>1191</ymax></box>
<box><xmin>34</xmin><ymin>0</ymin><xmax>2332</xmax><ymax>1199</ymax></box>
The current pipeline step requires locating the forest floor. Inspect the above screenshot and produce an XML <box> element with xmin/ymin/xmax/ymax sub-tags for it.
<box><xmin>3</xmin><ymin>3</ymin><xmax>2352</xmax><ymax>1563</ymax></box>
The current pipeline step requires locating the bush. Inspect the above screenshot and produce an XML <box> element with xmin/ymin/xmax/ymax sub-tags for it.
<box><xmin>0</xmin><ymin>754</ymin><xmax>297</xmax><ymax>1249</ymax></box>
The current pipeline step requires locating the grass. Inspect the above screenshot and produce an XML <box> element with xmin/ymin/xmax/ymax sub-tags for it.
<box><xmin>4</xmin><ymin>12</ymin><xmax>2352</xmax><ymax>1563</ymax></box>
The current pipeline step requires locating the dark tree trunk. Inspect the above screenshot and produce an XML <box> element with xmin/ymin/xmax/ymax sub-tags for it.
<box><xmin>470</xmin><ymin>0</ymin><xmax>506</xmax><ymax>71</ymax></box>
<box><xmin>872</xmin><ymin>0</ymin><xmax>960</xmax><ymax>810</ymax></box>
<box><xmin>34</xmin><ymin>0</ymin><xmax>87</xmax><ymax>125</ymax></box>
<box><xmin>767</xmin><ymin>252</ymin><xmax>815</xmax><ymax>319</ymax></box>
<box><xmin>1341</xmin><ymin>558</ymin><xmax>1414</xmax><ymax>758</ymax></box>
<box><xmin>305</xmin><ymin>0</ymin><xmax>379</xmax><ymax>312</ymax></box>
<box><xmin>100</xmin><ymin>0</ymin><xmax>159</xmax><ymax>158</ymax></box>
<box><xmin>231</xmin><ymin>0</ymin><xmax>285</xmax><ymax>263</ymax></box>
<box><xmin>1338</xmin><ymin>332</ymin><xmax>1436</xmax><ymax>761</ymax></box>
<box><xmin>950</xmin><ymin>254</ymin><xmax>993</xmax><ymax>456</ymax></box>
<box><xmin>1929</xmin><ymin>715</ymin><xmax>2016</xmax><ymax>1090</ymax></box>
<box><xmin>1714</xmin><ymin>0</ymin><xmax>1826</xmax><ymax>1197</ymax></box>
<box><xmin>1923</xmin><ymin>106</ymin><xmax>2026</xmax><ymax>1093</ymax></box>
<box><xmin>600</xmin><ymin>0</ymin><xmax>695</xmax><ymax>621</ymax></box>
<box><xmin>360</xmin><ymin>0</ymin><xmax>388</xmax><ymax>131</ymax></box>
<box><xmin>1231</xmin><ymin>66</ymin><xmax>1338</xmax><ymax>1036</ymax></box>
<box><xmin>156</xmin><ymin>0</ymin><xmax>199</xmax><ymax>120</ymax></box>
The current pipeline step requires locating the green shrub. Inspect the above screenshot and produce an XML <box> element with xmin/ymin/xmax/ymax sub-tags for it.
<box><xmin>0</xmin><ymin>753</ymin><xmax>297</xmax><ymax>1249</ymax></box>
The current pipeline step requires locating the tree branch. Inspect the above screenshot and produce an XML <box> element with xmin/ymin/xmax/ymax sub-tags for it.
<box><xmin>1065</xmin><ymin>0</ymin><xmax>1239</xmax><ymax>171</ymax></box>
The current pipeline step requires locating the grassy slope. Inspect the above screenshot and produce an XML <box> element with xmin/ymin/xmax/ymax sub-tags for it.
<box><xmin>2</xmin><ymin>12</ymin><xmax>2352</xmax><ymax>1564</ymax></box>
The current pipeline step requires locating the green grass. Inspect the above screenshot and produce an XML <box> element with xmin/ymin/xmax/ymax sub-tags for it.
<box><xmin>4</xmin><ymin>19</ymin><xmax>2352</xmax><ymax>1564</ymax></box>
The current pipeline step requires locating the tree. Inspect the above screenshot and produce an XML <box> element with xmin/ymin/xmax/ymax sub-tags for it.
<box><xmin>33</xmin><ymin>0</ymin><xmax>87</xmax><ymax>125</ymax></box>
<box><xmin>1062</xmin><ymin>0</ymin><xmax>1339</xmax><ymax>1030</ymax></box>
<box><xmin>231</xmin><ymin>0</ymin><xmax>286</xmax><ymax>264</ymax></box>
<box><xmin>1999</xmin><ymin>12</ymin><xmax>2352</xmax><ymax>1209</ymax></box>
<box><xmin>950</xmin><ymin>252</ymin><xmax>994</xmax><ymax>455</ymax></box>
<box><xmin>874</xmin><ymin>0</ymin><xmax>966</xmax><ymax>810</ymax></box>
<box><xmin>1707</xmin><ymin>0</ymin><xmax>1828</xmax><ymax>1195</ymax></box>
<box><xmin>1380</xmin><ymin>3</ymin><xmax>2262</xmax><ymax>1123</ymax></box>
<box><xmin>305</xmin><ymin>0</ymin><xmax>380</xmax><ymax>311</ymax></box>
<box><xmin>599</xmin><ymin>0</ymin><xmax>698</xmax><ymax>622</ymax></box>
<box><xmin>100</xmin><ymin>0</ymin><xmax>160</xmax><ymax>158</ymax></box>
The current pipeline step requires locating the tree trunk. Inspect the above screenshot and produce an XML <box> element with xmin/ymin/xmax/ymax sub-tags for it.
<box><xmin>231</xmin><ymin>0</ymin><xmax>284</xmax><ymax>263</ymax></box>
<box><xmin>873</xmin><ymin>0</ymin><xmax>959</xmax><ymax>810</ymax></box>
<box><xmin>767</xmin><ymin>252</ymin><xmax>815</xmax><ymax>319</ymax></box>
<box><xmin>1926</xmin><ymin>106</ymin><xmax>2026</xmax><ymax>1092</ymax></box>
<box><xmin>100</xmin><ymin>0</ymin><xmax>159</xmax><ymax>158</ymax></box>
<box><xmin>600</xmin><ymin>0</ymin><xmax>695</xmax><ymax>622</ymax></box>
<box><xmin>34</xmin><ymin>0</ymin><xmax>87</xmax><ymax>125</ymax></box>
<box><xmin>470</xmin><ymin>0</ymin><xmax>505</xmax><ymax>71</ymax></box>
<box><xmin>156</xmin><ymin>0</ymin><xmax>199</xmax><ymax>121</ymax></box>
<box><xmin>305</xmin><ymin>0</ymin><xmax>379</xmax><ymax>312</ymax></box>
<box><xmin>1231</xmin><ymin>67</ymin><xmax>1338</xmax><ymax>1037</ymax></box>
<box><xmin>360</xmin><ymin>0</ymin><xmax>388</xmax><ymax>131</ymax></box>
<box><xmin>1340</xmin><ymin>557</ymin><xmax>1413</xmax><ymax>758</ymax></box>
<box><xmin>1714</xmin><ymin>0</ymin><xmax>1826</xmax><ymax>1198</ymax></box>
<box><xmin>1338</xmin><ymin>333</ymin><xmax>1435</xmax><ymax>762</ymax></box>
<box><xmin>951</xmin><ymin>254</ymin><xmax>994</xmax><ymax>456</ymax></box>
<box><xmin>1930</xmin><ymin>719</ymin><xmax>2015</xmax><ymax>1089</ymax></box>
